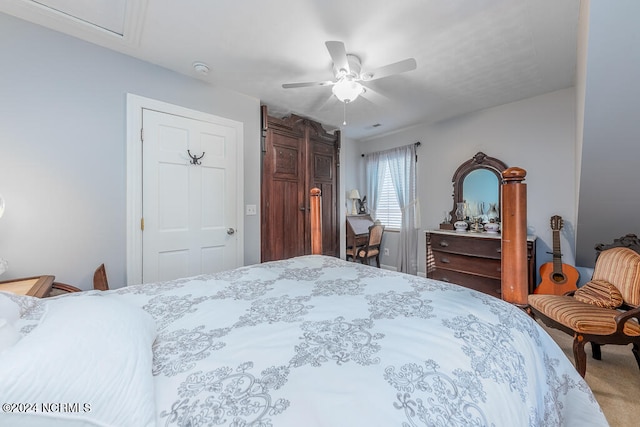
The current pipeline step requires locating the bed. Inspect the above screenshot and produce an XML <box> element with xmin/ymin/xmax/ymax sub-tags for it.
<box><xmin>1</xmin><ymin>255</ymin><xmax>607</xmax><ymax>426</ymax></box>
<box><xmin>0</xmin><ymin>172</ymin><xmax>608</xmax><ymax>426</ymax></box>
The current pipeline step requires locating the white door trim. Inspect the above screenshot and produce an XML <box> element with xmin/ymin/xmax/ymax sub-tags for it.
<box><xmin>126</xmin><ymin>93</ymin><xmax>244</xmax><ymax>285</ymax></box>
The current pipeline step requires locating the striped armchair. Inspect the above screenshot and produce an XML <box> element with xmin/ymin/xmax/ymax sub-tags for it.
<box><xmin>528</xmin><ymin>245</ymin><xmax>640</xmax><ymax>377</ymax></box>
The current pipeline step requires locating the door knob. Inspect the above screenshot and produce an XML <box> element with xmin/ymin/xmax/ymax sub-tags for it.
<box><xmin>227</xmin><ymin>228</ymin><xmax>236</xmax><ymax>235</ymax></box>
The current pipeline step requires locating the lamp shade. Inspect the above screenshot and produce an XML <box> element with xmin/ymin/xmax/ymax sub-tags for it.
<box><xmin>332</xmin><ymin>79</ymin><xmax>364</xmax><ymax>103</ymax></box>
<box><xmin>348</xmin><ymin>189</ymin><xmax>361</xmax><ymax>200</ymax></box>
<box><xmin>0</xmin><ymin>195</ymin><xmax>4</xmax><ymax>219</ymax></box>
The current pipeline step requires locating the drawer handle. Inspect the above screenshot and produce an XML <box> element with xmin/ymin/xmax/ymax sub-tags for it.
<box><xmin>441</xmin><ymin>277</ymin><xmax>450</xmax><ymax>282</ymax></box>
<box><xmin>496</xmin><ymin>248</ymin><xmax>502</xmax><ymax>253</ymax></box>
<box><xmin>439</xmin><ymin>240</ymin><xmax>449</xmax><ymax>247</ymax></box>
<box><xmin>497</xmin><ymin>267</ymin><xmax>501</xmax><ymax>272</ymax></box>
<box><xmin>440</xmin><ymin>257</ymin><xmax>450</xmax><ymax>264</ymax></box>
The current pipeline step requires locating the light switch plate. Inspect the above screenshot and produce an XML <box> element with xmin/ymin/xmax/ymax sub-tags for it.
<box><xmin>246</xmin><ymin>204</ymin><xmax>257</xmax><ymax>215</ymax></box>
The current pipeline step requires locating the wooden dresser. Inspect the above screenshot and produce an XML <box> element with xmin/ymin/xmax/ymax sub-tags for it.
<box><xmin>426</xmin><ymin>230</ymin><xmax>536</xmax><ymax>298</ymax></box>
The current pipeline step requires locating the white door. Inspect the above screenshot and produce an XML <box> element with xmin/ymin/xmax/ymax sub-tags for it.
<box><xmin>141</xmin><ymin>108</ymin><xmax>240</xmax><ymax>282</ymax></box>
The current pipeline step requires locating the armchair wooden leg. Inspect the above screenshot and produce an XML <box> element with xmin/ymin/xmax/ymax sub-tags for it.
<box><xmin>632</xmin><ymin>343</ymin><xmax>640</xmax><ymax>371</ymax></box>
<box><xmin>524</xmin><ymin>305</ymin><xmax>534</xmax><ymax>318</ymax></box>
<box><xmin>591</xmin><ymin>342</ymin><xmax>602</xmax><ymax>361</ymax></box>
<box><xmin>572</xmin><ymin>335</ymin><xmax>587</xmax><ymax>378</ymax></box>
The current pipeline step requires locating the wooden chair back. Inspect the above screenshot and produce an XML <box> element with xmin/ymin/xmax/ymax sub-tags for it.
<box><xmin>355</xmin><ymin>222</ymin><xmax>385</xmax><ymax>268</ymax></box>
<box><xmin>592</xmin><ymin>247</ymin><xmax>640</xmax><ymax>307</ymax></box>
<box><xmin>93</xmin><ymin>264</ymin><xmax>109</xmax><ymax>291</ymax></box>
<box><xmin>367</xmin><ymin>222</ymin><xmax>385</xmax><ymax>248</ymax></box>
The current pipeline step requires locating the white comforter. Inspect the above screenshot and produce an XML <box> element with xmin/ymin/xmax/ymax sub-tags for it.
<box><xmin>2</xmin><ymin>255</ymin><xmax>608</xmax><ymax>426</ymax></box>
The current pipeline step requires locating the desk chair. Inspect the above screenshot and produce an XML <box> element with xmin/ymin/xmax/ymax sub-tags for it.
<box><xmin>347</xmin><ymin>221</ymin><xmax>385</xmax><ymax>268</ymax></box>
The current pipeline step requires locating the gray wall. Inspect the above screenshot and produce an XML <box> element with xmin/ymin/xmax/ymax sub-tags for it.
<box><xmin>575</xmin><ymin>0</ymin><xmax>640</xmax><ymax>266</ymax></box>
<box><xmin>0</xmin><ymin>13</ymin><xmax>261</xmax><ymax>289</ymax></box>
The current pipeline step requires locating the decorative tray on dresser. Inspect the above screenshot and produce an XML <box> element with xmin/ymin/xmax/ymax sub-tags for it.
<box><xmin>426</xmin><ymin>230</ymin><xmax>536</xmax><ymax>298</ymax></box>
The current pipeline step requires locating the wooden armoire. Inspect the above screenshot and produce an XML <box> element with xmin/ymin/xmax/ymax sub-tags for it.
<box><xmin>261</xmin><ymin>106</ymin><xmax>340</xmax><ymax>261</ymax></box>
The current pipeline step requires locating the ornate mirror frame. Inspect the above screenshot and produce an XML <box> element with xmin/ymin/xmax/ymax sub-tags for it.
<box><xmin>447</xmin><ymin>152</ymin><xmax>508</xmax><ymax>224</ymax></box>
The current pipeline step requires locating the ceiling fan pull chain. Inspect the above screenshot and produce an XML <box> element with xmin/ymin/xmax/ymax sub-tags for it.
<box><xmin>343</xmin><ymin>100</ymin><xmax>348</xmax><ymax>125</ymax></box>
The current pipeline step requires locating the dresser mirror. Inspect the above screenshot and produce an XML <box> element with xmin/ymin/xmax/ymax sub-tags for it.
<box><xmin>447</xmin><ymin>152</ymin><xmax>508</xmax><ymax>224</ymax></box>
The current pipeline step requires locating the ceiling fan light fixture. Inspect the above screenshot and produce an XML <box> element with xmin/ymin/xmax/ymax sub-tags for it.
<box><xmin>332</xmin><ymin>79</ymin><xmax>364</xmax><ymax>103</ymax></box>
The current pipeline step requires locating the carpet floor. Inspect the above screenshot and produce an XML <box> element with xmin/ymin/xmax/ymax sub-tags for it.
<box><xmin>539</xmin><ymin>322</ymin><xmax>640</xmax><ymax>427</ymax></box>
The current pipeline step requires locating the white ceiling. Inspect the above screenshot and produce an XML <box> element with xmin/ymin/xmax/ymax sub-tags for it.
<box><xmin>1</xmin><ymin>0</ymin><xmax>581</xmax><ymax>140</ymax></box>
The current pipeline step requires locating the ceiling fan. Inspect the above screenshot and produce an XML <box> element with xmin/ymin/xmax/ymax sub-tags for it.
<box><xmin>282</xmin><ymin>41</ymin><xmax>417</xmax><ymax>122</ymax></box>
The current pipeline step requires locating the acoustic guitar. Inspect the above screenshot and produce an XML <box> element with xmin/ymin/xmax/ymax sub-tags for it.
<box><xmin>535</xmin><ymin>215</ymin><xmax>579</xmax><ymax>295</ymax></box>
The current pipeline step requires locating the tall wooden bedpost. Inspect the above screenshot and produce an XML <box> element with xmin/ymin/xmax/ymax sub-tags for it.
<box><xmin>501</xmin><ymin>167</ymin><xmax>528</xmax><ymax>306</ymax></box>
<box><xmin>310</xmin><ymin>188</ymin><xmax>322</xmax><ymax>255</ymax></box>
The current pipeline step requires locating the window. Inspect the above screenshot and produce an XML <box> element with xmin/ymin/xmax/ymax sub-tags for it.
<box><xmin>375</xmin><ymin>161</ymin><xmax>402</xmax><ymax>229</ymax></box>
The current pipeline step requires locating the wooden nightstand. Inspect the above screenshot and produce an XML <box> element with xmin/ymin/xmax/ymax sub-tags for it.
<box><xmin>0</xmin><ymin>275</ymin><xmax>55</xmax><ymax>298</ymax></box>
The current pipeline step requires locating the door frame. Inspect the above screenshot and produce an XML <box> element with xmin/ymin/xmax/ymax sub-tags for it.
<box><xmin>126</xmin><ymin>93</ymin><xmax>244</xmax><ymax>285</ymax></box>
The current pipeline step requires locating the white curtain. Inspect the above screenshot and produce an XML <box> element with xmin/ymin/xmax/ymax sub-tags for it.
<box><xmin>386</xmin><ymin>144</ymin><xmax>419</xmax><ymax>275</ymax></box>
<box><xmin>365</xmin><ymin>144</ymin><xmax>419</xmax><ymax>275</ymax></box>
<box><xmin>365</xmin><ymin>151</ymin><xmax>384</xmax><ymax>219</ymax></box>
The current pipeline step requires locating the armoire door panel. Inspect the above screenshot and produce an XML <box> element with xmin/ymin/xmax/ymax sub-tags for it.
<box><xmin>313</xmin><ymin>153</ymin><xmax>333</xmax><ymax>180</ymax></box>
<box><xmin>265</xmin><ymin>179</ymin><xmax>304</xmax><ymax>261</ymax></box>
<box><xmin>261</xmin><ymin>129</ymin><xmax>305</xmax><ymax>262</ymax></box>
<box><xmin>274</xmin><ymin>145</ymin><xmax>299</xmax><ymax>177</ymax></box>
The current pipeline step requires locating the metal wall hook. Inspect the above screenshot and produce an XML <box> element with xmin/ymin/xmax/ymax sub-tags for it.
<box><xmin>187</xmin><ymin>150</ymin><xmax>205</xmax><ymax>165</ymax></box>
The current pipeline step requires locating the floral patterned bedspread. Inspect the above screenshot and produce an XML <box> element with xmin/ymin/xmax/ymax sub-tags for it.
<box><xmin>87</xmin><ymin>257</ymin><xmax>611</xmax><ymax>425</ymax></box>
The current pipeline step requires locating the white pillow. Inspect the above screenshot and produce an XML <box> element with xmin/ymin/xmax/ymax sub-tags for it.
<box><xmin>0</xmin><ymin>318</ymin><xmax>20</xmax><ymax>352</ymax></box>
<box><xmin>0</xmin><ymin>293</ymin><xmax>22</xmax><ymax>353</ymax></box>
<box><xmin>0</xmin><ymin>292</ymin><xmax>20</xmax><ymax>322</ymax></box>
<box><xmin>0</xmin><ymin>294</ymin><xmax>158</xmax><ymax>427</ymax></box>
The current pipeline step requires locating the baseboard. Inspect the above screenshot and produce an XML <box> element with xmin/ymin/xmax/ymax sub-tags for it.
<box><xmin>382</xmin><ymin>265</ymin><xmax>427</xmax><ymax>277</ymax></box>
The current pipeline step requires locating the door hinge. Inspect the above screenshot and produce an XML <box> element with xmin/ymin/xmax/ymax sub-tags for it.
<box><xmin>140</xmin><ymin>217</ymin><xmax>145</xmax><ymax>231</ymax></box>
<box><xmin>140</xmin><ymin>128</ymin><xmax>144</xmax><ymax>142</ymax></box>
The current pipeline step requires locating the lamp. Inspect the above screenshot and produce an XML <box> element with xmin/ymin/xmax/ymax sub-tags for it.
<box><xmin>332</xmin><ymin>78</ymin><xmax>364</xmax><ymax>103</ymax></box>
<box><xmin>348</xmin><ymin>189</ymin><xmax>361</xmax><ymax>215</ymax></box>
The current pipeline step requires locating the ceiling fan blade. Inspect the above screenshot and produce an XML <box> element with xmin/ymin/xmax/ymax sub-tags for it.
<box><xmin>360</xmin><ymin>86</ymin><xmax>391</xmax><ymax>105</ymax></box>
<box><xmin>311</xmin><ymin>92</ymin><xmax>338</xmax><ymax>112</ymax></box>
<box><xmin>325</xmin><ymin>41</ymin><xmax>350</xmax><ymax>75</ymax></box>
<box><xmin>282</xmin><ymin>80</ymin><xmax>335</xmax><ymax>89</ymax></box>
<box><xmin>362</xmin><ymin>58</ymin><xmax>417</xmax><ymax>81</ymax></box>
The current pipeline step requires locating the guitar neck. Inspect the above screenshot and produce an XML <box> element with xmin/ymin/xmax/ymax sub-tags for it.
<box><xmin>552</xmin><ymin>229</ymin><xmax>563</xmax><ymax>273</ymax></box>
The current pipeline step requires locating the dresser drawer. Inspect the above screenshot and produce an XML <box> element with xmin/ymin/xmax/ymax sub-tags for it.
<box><xmin>432</xmin><ymin>251</ymin><xmax>501</xmax><ymax>279</ymax></box>
<box><xmin>426</xmin><ymin>231</ymin><xmax>536</xmax><ymax>297</ymax></box>
<box><xmin>430</xmin><ymin>233</ymin><xmax>501</xmax><ymax>259</ymax></box>
<box><xmin>428</xmin><ymin>269</ymin><xmax>502</xmax><ymax>298</ymax></box>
